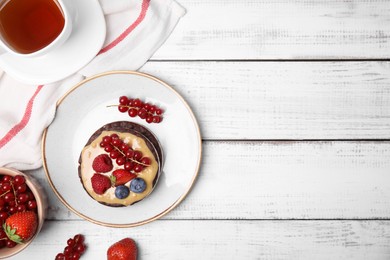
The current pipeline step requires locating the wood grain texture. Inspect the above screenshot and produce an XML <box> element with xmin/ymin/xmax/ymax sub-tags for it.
<box><xmin>29</xmin><ymin>141</ymin><xmax>390</xmax><ymax>220</ymax></box>
<box><xmin>7</xmin><ymin>0</ymin><xmax>390</xmax><ymax>259</ymax></box>
<box><xmin>12</xmin><ymin>220</ymin><xmax>390</xmax><ymax>260</ymax></box>
<box><xmin>152</xmin><ymin>0</ymin><xmax>390</xmax><ymax>60</ymax></box>
<box><xmin>140</xmin><ymin>61</ymin><xmax>390</xmax><ymax>139</ymax></box>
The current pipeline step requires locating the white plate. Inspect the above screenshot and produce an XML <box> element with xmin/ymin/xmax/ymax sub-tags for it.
<box><xmin>43</xmin><ymin>71</ymin><xmax>202</xmax><ymax>227</ymax></box>
<box><xmin>0</xmin><ymin>0</ymin><xmax>106</xmax><ymax>85</ymax></box>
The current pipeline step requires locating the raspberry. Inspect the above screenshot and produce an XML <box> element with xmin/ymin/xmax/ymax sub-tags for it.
<box><xmin>91</xmin><ymin>174</ymin><xmax>111</xmax><ymax>195</ymax></box>
<box><xmin>92</xmin><ymin>154</ymin><xmax>113</xmax><ymax>173</ymax></box>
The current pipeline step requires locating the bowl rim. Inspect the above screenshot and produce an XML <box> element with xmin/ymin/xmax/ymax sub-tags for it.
<box><xmin>0</xmin><ymin>167</ymin><xmax>46</xmax><ymax>259</ymax></box>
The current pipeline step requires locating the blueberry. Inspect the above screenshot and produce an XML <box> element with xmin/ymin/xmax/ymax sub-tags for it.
<box><xmin>115</xmin><ymin>185</ymin><xmax>130</xmax><ymax>199</ymax></box>
<box><xmin>130</xmin><ymin>178</ymin><xmax>146</xmax><ymax>193</ymax></box>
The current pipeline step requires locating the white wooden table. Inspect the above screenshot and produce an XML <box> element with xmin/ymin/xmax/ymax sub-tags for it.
<box><xmin>17</xmin><ymin>0</ymin><xmax>390</xmax><ymax>259</ymax></box>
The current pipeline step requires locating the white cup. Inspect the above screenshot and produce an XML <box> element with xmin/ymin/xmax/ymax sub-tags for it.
<box><xmin>0</xmin><ymin>0</ymin><xmax>73</xmax><ymax>57</ymax></box>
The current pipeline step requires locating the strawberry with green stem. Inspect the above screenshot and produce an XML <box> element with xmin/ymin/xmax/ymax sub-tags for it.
<box><xmin>3</xmin><ymin>211</ymin><xmax>38</xmax><ymax>243</ymax></box>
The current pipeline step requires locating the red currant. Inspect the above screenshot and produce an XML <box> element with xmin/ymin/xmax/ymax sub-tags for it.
<box><xmin>118</xmin><ymin>105</ymin><xmax>128</xmax><ymax>113</ymax></box>
<box><xmin>2</xmin><ymin>176</ymin><xmax>11</xmax><ymax>182</ymax></box>
<box><xmin>125</xmin><ymin>150</ymin><xmax>135</xmax><ymax>159</ymax></box>
<box><xmin>71</xmin><ymin>252</ymin><xmax>81</xmax><ymax>260</ymax></box>
<box><xmin>55</xmin><ymin>253</ymin><xmax>66</xmax><ymax>260</ymax></box>
<box><xmin>14</xmin><ymin>175</ymin><xmax>25</xmax><ymax>185</ymax></box>
<box><xmin>6</xmin><ymin>240</ymin><xmax>16</xmax><ymax>248</ymax></box>
<box><xmin>26</xmin><ymin>191</ymin><xmax>34</xmax><ymax>201</ymax></box>
<box><xmin>75</xmin><ymin>243</ymin><xmax>85</xmax><ymax>254</ymax></box>
<box><xmin>156</xmin><ymin>108</ymin><xmax>163</xmax><ymax>115</ymax></box>
<box><xmin>1</xmin><ymin>182</ymin><xmax>11</xmax><ymax>192</ymax></box>
<box><xmin>133</xmin><ymin>99</ymin><xmax>142</xmax><ymax>107</ymax></box>
<box><xmin>138</xmin><ymin>109</ymin><xmax>148</xmax><ymax>119</ymax></box>
<box><xmin>146</xmin><ymin>116</ymin><xmax>153</xmax><ymax>123</ymax></box>
<box><xmin>17</xmin><ymin>204</ymin><xmax>26</xmax><ymax>212</ymax></box>
<box><xmin>67</xmin><ymin>238</ymin><xmax>75</xmax><ymax>247</ymax></box>
<box><xmin>112</xmin><ymin>138</ymin><xmax>122</xmax><ymax>147</ymax></box>
<box><xmin>152</xmin><ymin>116</ymin><xmax>162</xmax><ymax>123</ymax></box>
<box><xmin>143</xmin><ymin>103</ymin><xmax>151</xmax><ymax>111</ymax></box>
<box><xmin>128</xmin><ymin>108</ymin><xmax>138</xmax><ymax>117</ymax></box>
<box><xmin>124</xmin><ymin>162</ymin><xmax>135</xmax><ymax>171</ymax></box>
<box><xmin>4</xmin><ymin>192</ymin><xmax>14</xmax><ymax>202</ymax></box>
<box><xmin>0</xmin><ymin>211</ymin><xmax>8</xmax><ymax>222</ymax></box>
<box><xmin>119</xmin><ymin>96</ymin><xmax>129</xmax><ymax>105</ymax></box>
<box><xmin>133</xmin><ymin>151</ymin><xmax>142</xmax><ymax>161</ymax></box>
<box><xmin>109</xmin><ymin>150</ymin><xmax>120</xmax><ymax>159</ymax></box>
<box><xmin>104</xmin><ymin>145</ymin><xmax>114</xmax><ymax>153</ymax></box>
<box><xmin>141</xmin><ymin>157</ymin><xmax>151</xmax><ymax>165</ymax></box>
<box><xmin>121</xmin><ymin>143</ymin><xmax>130</xmax><ymax>152</ymax></box>
<box><xmin>16</xmin><ymin>183</ymin><xmax>27</xmax><ymax>193</ymax></box>
<box><xmin>116</xmin><ymin>157</ymin><xmax>126</xmax><ymax>166</ymax></box>
<box><xmin>110</xmin><ymin>134</ymin><xmax>119</xmax><ymax>140</ymax></box>
<box><xmin>103</xmin><ymin>136</ymin><xmax>112</xmax><ymax>143</ymax></box>
<box><xmin>8</xmin><ymin>206</ymin><xmax>16</xmax><ymax>214</ymax></box>
<box><xmin>64</xmin><ymin>246</ymin><xmax>72</xmax><ymax>255</ymax></box>
<box><xmin>27</xmin><ymin>200</ymin><xmax>37</xmax><ymax>210</ymax></box>
<box><xmin>0</xmin><ymin>229</ymin><xmax>6</xmax><ymax>239</ymax></box>
<box><xmin>74</xmin><ymin>234</ymin><xmax>84</xmax><ymax>244</ymax></box>
<box><xmin>134</xmin><ymin>164</ymin><xmax>144</xmax><ymax>173</ymax></box>
<box><xmin>18</xmin><ymin>193</ymin><xmax>29</xmax><ymax>203</ymax></box>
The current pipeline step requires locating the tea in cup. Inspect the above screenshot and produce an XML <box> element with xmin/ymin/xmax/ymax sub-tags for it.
<box><xmin>0</xmin><ymin>0</ymin><xmax>72</xmax><ymax>57</ymax></box>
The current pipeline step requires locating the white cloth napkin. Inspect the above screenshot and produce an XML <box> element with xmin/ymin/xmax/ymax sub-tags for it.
<box><xmin>0</xmin><ymin>0</ymin><xmax>185</xmax><ymax>170</ymax></box>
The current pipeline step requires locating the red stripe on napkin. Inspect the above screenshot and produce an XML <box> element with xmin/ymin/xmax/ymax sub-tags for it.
<box><xmin>0</xmin><ymin>85</ymin><xmax>44</xmax><ymax>149</ymax></box>
<box><xmin>98</xmin><ymin>0</ymin><xmax>150</xmax><ymax>55</ymax></box>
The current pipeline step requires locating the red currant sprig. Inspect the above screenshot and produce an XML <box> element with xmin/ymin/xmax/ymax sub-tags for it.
<box><xmin>109</xmin><ymin>96</ymin><xmax>164</xmax><ymax>124</ymax></box>
<box><xmin>55</xmin><ymin>234</ymin><xmax>86</xmax><ymax>260</ymax></box>
<box><xmin>99</xmin><ymin>133</ymin><xmax>151</xmax><ymax>173</ymax></box>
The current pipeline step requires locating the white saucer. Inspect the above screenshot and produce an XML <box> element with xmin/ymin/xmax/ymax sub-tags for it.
<box><xmin>0</xmin><ymin>0</ymin><xmax>106</xmax><ymax>85</ymax></box>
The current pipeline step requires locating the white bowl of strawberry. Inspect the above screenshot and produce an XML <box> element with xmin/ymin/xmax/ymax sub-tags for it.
<box><xmin>0</xmin><ymin>167</ymin><xmax>46</xmax><ymax>259</ymax></box>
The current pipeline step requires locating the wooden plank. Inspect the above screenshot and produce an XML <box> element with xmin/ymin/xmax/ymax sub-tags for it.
<box><xmin>29</xmin><ymin>141</ymin><xmax>390</xmax><ymax>220</ymax></box>
<box><xmin>152</xmin><ymin>0</ymin><xmax>390</xmax><ymax>60</ymax></box>
<box><xmin>140</xmin><ymin>61</ymin><xmax>390</xmax><ymax>139</ymax></box>
<box><xmin>12</xmin><ymin>220</ymin><xmax>390</xmax><ymax>260</ymax></box>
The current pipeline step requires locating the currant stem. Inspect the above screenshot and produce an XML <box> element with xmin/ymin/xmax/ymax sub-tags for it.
<box><xmin>107</xmin><ymin>104</ymin><xmax>137</xmax><ymax>109</ymax></box>
<box><xmin>10</xmin><ymin>182</ymin><xmax>18</xmax><ymax>206</ymax></box>
<box><xmin>113</xmin><ymin>146</ymin><xmax>149</xmax><ymax>167</ymax></box>
<box><xmin>107</xmin><ymin>104</ymin><xmax>161</xmax><ymax>117</ymax></box>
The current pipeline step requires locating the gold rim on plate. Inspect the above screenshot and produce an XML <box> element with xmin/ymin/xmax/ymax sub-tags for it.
<box><xmin>42</xmin><ymin>70</ymin><xmax>202</xmax><ymax>228</ymax></box>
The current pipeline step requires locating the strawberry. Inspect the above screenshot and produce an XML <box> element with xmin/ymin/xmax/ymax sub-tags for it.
<box><xmin>3</xmin><ymin>211</ymin><xmax>38</xmax><ymax>243</ymax></box>
<box><xmin>92</xmin><ymin>154</ymin><xmax>113</xmax><ymax>173</ymax></box>
<box><xmin>91</xmin><ymin>173</ymin><xmax>111</xmax><ymax>195</ymax></box>
<box><xmin>110</xmin><ymin>169</ymin><xmax>136</xmax><ymax>187</ymax></box>
<box><xmin>107</xmin><ymin>238</ymin><xmax>137</xmax><ymax>260</ymax></box>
